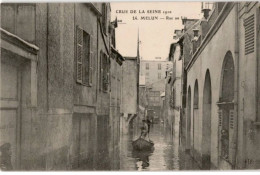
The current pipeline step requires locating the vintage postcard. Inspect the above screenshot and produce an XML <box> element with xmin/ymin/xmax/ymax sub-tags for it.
<box><xmin>0</xmin><ymin>1</ymin><xmax>259</xmax><ymax>171</ymax></box>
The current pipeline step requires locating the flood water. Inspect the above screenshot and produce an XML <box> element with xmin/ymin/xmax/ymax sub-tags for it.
<box><xmin>119</xmin><ymin>123</ymin><xmax>201</xmax><ymax>171</ymax></box>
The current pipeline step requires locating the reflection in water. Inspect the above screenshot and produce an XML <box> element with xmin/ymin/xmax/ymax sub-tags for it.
<box><xmin>120</xmin><ymin>123</ymin><xmax>200</xmax><ymax>171</ymax></box>
<box><xmin>132</xmin><ymin>147</ymin><xmax>154</xmax><ymax>170</ymax></box>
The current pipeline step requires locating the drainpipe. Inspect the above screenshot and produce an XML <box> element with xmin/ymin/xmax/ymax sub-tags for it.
<box><xmin>257</xmin><ymin>1</ymin><xmax>260</xmax><ymax>125</ymax></box>
<box><xmin>234</xmin><ymin>2</ymin><xmax>240</xmax><ymax>169</ymax></box>
<box><xmin>46</xmin><ymin>3</ymin><xmax>49</xmax><ymax>110</ymax></box>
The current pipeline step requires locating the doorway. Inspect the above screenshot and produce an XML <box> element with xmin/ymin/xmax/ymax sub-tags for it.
<box><xmin>0</xmin><ymin>60</ymin><xmax>22</xmax><ymax>170</ymax></box>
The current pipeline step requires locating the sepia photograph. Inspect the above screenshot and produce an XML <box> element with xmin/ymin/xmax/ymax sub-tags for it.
<box><xmin>0</xmin><ymin>0</ymin><xmax>260</xmax><ymax>171</ymax></box>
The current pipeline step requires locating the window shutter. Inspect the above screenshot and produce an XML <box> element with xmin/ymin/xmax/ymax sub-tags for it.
<box><xmin>218</xmin><ymin>109</ymin><xmax>223</xmax><ymax>157</ymax></box>
<box><xmin>103</xmin><ymin>54</ymin><xmax>108</xmax><ymax>91</ymax></box>
<box><xmin>89</xmin><ymin>34</ymin><xmax>93</xmax><ymax>86</ymax></box>
<box><xmin>228</xmin><ymin>109</ymin><xmax>236</xmax><ymax>165</ymax></box>
<box><xmin>218</xmin><ymin>109</ymin><xmax>223</xmax><ymax>127</ymax></box>
<box><xmin>76</xmin><ymin>26</ymin><xmax>83</xmax><ymax>84</ymax></box>
<box><xmin>102</xmin><ymin>3</ymin><xmax>107</xmax><ymax>34</ymax></box>
<box><xmin>100</xmin><ymin>51</ymin><xmax>103</xmax><ymax>90</ymax></box>
<box><xmin>244</xmin><ymin>14</ymin><xmax>255</xmax><ymax>55</ymax></box>
<box><xmin>229</xmin><ymin>109</ymin><xmax>234</xmax><ymax>129</ymax></box>
<box><xmin>107</xmin><ymin>57</ymin><xmax>110</xmax><ymax>92</ymax></box>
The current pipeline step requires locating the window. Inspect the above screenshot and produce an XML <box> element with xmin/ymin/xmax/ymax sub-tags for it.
<box><xmin>158</xmin><ymin>63</ymin><xmax>161</xmax><ymax>70</ymax></box>
<box><xmin>1</xmin><ymin>4</ymin><xmax>36</xmax><ymax>42</ymax></box>
<box><xmin>76</xmin><ymin>26</ymin><xmax>93</xmax><ymax>86</ymax></box>
<box><xmin>102</xmin><ymin>3</ymin><xmax>108</xmax><ymax>34</ymax></box>
<box><xmin>100</xmin><ymin>51</ymin><xmax>110</xmax><ymax>92</ymax></box>
<box><xmin>145</xmin><ymin>77</ymin><xmax>149</xmax><ymax>84</ymax></box>
<box><xmin>146</xmin><ymin>72</ymin><xmax>149</xmax><ymax>76</ymax></box>
<box><xmin>158</xmin><ymin>73</ymin><xmax>161</xmax><ymax>79</ymax></box>
<box><xmin>146</xmin><ymin>63</ymin><xmax>149</xmax><ymax>70</ymax></box>
<box><xmin>244</xmin><ymin>14</ymin><xmax>255</xmax><ymax>55</ymax></box>
<box><xmin>148</xmin><ymin>91</ymin><xmax>160</xmax><ymax>106</ymax></box>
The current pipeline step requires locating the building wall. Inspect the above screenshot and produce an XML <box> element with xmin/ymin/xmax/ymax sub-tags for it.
<box><xmin>72</xmin><ymin>3</ymin><xmax>100</xmax><ymax>170</ymax></box>
<box><xmin>1</xmin><ymin>3</ymin><xmax>76</xmax><ymax>170</ymax></box>
<box><xmin>237</xmin><ymin>2</ymin><xmax>260</xmax><ymax>169</ymax></box>
<box><xmin>172</xmin><ymin>57</ymin><xmax>182</xmax><ymax>142</ymax></box>
<box><xmin>1</xmin><ymin>2</ymin><xmax>119</xmax><ymax>170</ymax></box>
<box><xmin>1</xmin><ymin>3</ymin><xmax>36</xmax><ymax>44</ymax></box>
<box><xmin>147</xmin><ymin>79</ymin><xmax>165</xmax><ymax>119</ymax></box>
<box><xmin>74</xmin><ymin>3</ymin><xmax>98</xmax><ymax>110</ymax></box>
<box><xmin>44</xmin><ymin>4</ymin><xmax>75</xmax><ymax>170</ymax></box>
<box><xmin>173</xmin><ymin>45</ymin><xmax>183</xmax><ymax>109</ymax></box>
<box><xmin>140</xmin><ymin>60</ymin><xmax>172</xmax><ymax>85</ymax></box>
<box><xmin>121</xmin><ymin>59</ymin><xmax>138</xmax><ymax>115</ymax></box>
<box><xmin>97</xmin><ymin>3</ymin><xmax>111</xmax><ymax>117</ymax></box>
<box><xmin>139</xmin><ymin>86</ymin><xmax>147</xmax><ymax>109</ymax></box>
<box><xmin>186</xmin><ymin>5</ymin><xmax>236</xmax><ymax>168</ymax></box>
<box><xmin>164</xmin><ymin>77</ymin><xmax>173</xmax><ymax>130</ymax></box>
<box><xmin>178</xmin><ymin>18</ymin><xmax>199</xmax><ymax>156</ymax></box>
<box><xmin>109</xmin><ymin>55</ymin><xmax>123</xmax><ymax>170</ymax></box>
<box><xmin>185</xmin><ymin>3</ymin><xmax>260</xmax><ymax>169</ymax></box>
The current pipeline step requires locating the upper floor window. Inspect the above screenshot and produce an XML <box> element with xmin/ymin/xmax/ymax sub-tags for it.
<box><xmin>102</xmin><ymin>3</ymin><xmax>108</xmax><ymax>34</ymax></box>
<box><xmin>158</xmin><ymin>73</ymin><xmax>161</xmax><ymax>79</ymax></box>
<box><xmin>158</xmin><ymin>63</ymin><xmax>161</xmax><ymax>70</ymax></box>
<box><xmin>244</xmin><ymin>14</ymin><xmax>255</xmax><ymax>55</ymax></box>
<box><xmin>1</xmin><ymin>4</ymin><xmax>36</xmax><ymax>42</ymax></box>
<box><xmin>146</xmin><ymin>63</ymin><xmax>149</xmax><ymax>70</ymax></box>
<box><xmin>76</xmin><ymin>26</ymin><xmax>93</xmax><ymax>86</ymax></box>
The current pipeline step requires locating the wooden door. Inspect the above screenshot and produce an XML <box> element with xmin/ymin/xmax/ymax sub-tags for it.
<box><xmin>0</xmin><ymin>62</ymin><xmax>21</xmax><ymax>170</ymax></box>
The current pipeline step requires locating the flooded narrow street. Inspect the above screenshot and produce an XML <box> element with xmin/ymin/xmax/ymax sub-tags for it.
<box><xmin>119</xmin><ymin>123</ymin><xmax>201</xmax><ymax>171</ymax></box>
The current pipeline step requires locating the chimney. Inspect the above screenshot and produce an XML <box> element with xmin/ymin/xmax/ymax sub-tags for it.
<box><xmin>192</xmin><ymin>29</ymin><xmax>200</xmax><ymax>54</ymax></box>
<box><xmin>181</xmin><ymin>16</ymin><xmax>188</xmax><ymax>25</ymax></box>
<box><xmin>193</xmin><ymin>29</ymin><xmax>199</xmax><ymax>37</ymax></box>
<box><xmin>202</xmin><ymin>9</ymin><xmax>211</xmax><ymax>20</ymax></box>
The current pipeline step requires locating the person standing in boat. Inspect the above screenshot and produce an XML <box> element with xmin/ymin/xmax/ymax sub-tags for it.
<box><xmin>141</xmin><ymin>119</ymin><xmax>152</xmax><ymax>142</ymax></box>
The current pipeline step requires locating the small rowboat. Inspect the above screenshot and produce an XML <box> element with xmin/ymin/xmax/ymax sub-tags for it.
<box><xmin>132</xmin><ymin>138</ymin><xmax>154</xmax><ymax>151</ymax></box>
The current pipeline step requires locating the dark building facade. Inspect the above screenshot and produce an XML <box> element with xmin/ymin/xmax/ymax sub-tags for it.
<box><xmin>0</xmin><ymin>3</ymin><xmax>124</xmax><ymax>170</ymax></box>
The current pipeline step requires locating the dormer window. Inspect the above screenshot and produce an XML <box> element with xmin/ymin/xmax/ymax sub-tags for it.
<box><xmin>193</xmin><ymin>29</ymin><xmax>199</xmax><ymax>37</ymax></box>
<box><xmin>201</xmin><ymin>2</ymin><xmax>214</xmax><ymax>19</ymax></box>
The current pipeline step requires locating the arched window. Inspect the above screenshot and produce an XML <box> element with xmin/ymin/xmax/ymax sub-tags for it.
<box><xmin>194</xmin><ymin>80</ymin><xmax>199</xmax><ymax>109</ymax></box>
<box><xmin>202</xmin><ymin>70</ymin><xmax>212</xmax><ymax>169</ymax></box>
<box><xmin>218</xmin><ymin>51</ymin><xmax>235</xmax><ymax>162</ymax></box>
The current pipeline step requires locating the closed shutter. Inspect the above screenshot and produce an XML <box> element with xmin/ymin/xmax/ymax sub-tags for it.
<box><xmin>228</xmin><ymin>109</ymin><xmax>236</xmax><ymax>165</ymax></box>
<box><xmin>102</xmin><ymin>3</ymin><xmax>107</xmax><ymax>34</ymax></box>
<box><xmin>244</xmin><ymin>14</ymin><xmax>255</xmax><ymax>55</ymax></box>
<box><xmin>82</xmin><ymin>32</ymin><xmax>88</xmax><ymax>85</ymax></box>
<box><xmin>218</xmin><ymin>109</ymin><xmax>223</xmax><ymax>158</ymax></box>
<box><xmin>100</xmin><ymin>51</ymin><xmax>103</xmax><ymax>90</ymax></box>
<box><xmin>107</xmin><ymin>57</ymin><xmax>110</xmax><ymax>91</ymax></box>
<box><xmin>76</xmin><ymin>26</ymin><xmax>83</xmax><ymax>83</ymax></box>
<box><xmin>103</xmin><ymin>54</ymin><xmax>108</xmax><ymax>91</ymax></box>
<box><xmin>218</xmin><ymin>109</ymin><xmax>223</xmax><ymax>127</ymax></box>
<box><xmin>229</xmin><ymin>109</ymin><xmax>234</xmax><ymax>129</ymax></box>
<box><xmin>89</xmin><ymin>35</ymin><xmax>93</xmax><ymax>86</ymax></box>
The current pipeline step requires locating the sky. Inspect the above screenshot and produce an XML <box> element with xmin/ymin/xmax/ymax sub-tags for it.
<box><xmin>111</xmin><ymin>2</ymin><xmax>202</xmax><ymax>61</ymax></box>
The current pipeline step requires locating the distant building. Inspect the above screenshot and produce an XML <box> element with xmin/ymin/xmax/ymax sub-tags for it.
<box><xmin>146</xmin><ymin>79</ymin><xmax>165</xmax><ymax>121</ymax></box>
<box><xmin>140</xmin><ymin>59</ymin><xmax>172</xmax><ymax>85</ymax></box>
